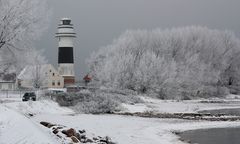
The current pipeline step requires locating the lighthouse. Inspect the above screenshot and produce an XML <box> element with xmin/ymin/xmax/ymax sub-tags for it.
<box><xmin>55</xmin><ymin>18</ymin><xmax>76</xmax><ymax>86</ymax></box>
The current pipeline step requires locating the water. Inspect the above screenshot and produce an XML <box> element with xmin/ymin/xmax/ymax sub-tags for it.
<box><xmin>199</xmin><ymin>108</ymin><xmax>240</xmax><ymax>116</ymax></box>
<box><xmin>179</xmin><ymin>127</ymin><xmax>240</xmax><ymax>144</ymax></box>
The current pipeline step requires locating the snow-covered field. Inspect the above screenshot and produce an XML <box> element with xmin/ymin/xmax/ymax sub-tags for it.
<box><xmin>1</xmin><ymin>96</ymin><xmax>240</xmax><ymax>144</ymax></box>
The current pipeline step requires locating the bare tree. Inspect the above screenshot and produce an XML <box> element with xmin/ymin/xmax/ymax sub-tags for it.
<box><xmin>0</xmin><ymin>0</ymin><xmax>49</xmax><ymax>73</ymax></box>
<box><xmin>30</xmin><ymin>49</ymin><xmax>47</xmax><ymax>89</ymax></box>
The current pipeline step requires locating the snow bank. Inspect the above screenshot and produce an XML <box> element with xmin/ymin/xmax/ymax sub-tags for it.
<box><xmin>4</xmin><ymin>100</ymin><xmax>74</xmax><ymax>115</ymax></box>
<box><xmin>0</xmin><ymin>105</ymin><xmax>58</xmax><ymax>144</ymax></box>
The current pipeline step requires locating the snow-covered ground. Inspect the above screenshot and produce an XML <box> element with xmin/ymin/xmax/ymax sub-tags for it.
<box><xmin>33</xmin><ymin>113</ymin><xmax>240</xmax><ymax>144</ymax></box>
<box><xmin>122</xmin><ymin>95</ymin><xmax>240</xmax><ymax>113</ymax></box>
<box><xmin>1</xmin><ymin>95</ymin><xmax>240</xmax><ymax>144</ymax></box>
<box><xmin>0</xmin><ymin>105</ymin><xmax>58</xmax><ymax>144</ymax></box>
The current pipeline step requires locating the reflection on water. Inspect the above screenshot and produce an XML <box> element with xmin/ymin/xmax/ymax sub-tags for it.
<box><xmin>179</xmin><ymin>127</ymin><xmax>240</xmax><ymax>144</ymax></box>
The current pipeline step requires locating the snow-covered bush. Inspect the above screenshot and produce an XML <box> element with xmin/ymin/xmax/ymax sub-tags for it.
<box><xmin>54</xmin><ymin>89</ymin><xmax>142</xmax><ymax>114</ymax></box>
<box><xmin>73</xmin><ymin>93</ymin><xmax>120</xmax><ymax>114</ymax></box>
<box><xmin>88</xmin><ymin>26</ymin><xmax>240</xmax><ymax>99</ymax></box>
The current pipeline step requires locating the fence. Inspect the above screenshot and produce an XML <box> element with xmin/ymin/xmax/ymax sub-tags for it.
<box><xmin>0</xmin><ymin>90</ymin><xmax>37</xmax><ymax>99</ymax></box>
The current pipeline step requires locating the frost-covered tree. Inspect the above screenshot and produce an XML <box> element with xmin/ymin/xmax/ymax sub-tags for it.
<box><xmin>17</xmin><ymin>49</ymin><xmax>48</xmax><ymax>89</ymax></box>
<box><xmin>0</xmin><ymin>0</ymin><xmax>49</xmax><ymax>73</ymax></box>
<box><xmin>28</xmin><ymin>49</ymin><xmax>47</xmax><ymax>89</ymax></box>
<box><xmin>88</xmin><ymin>26</ymin><xmax>240</xmax><ymax>99</ymax></box>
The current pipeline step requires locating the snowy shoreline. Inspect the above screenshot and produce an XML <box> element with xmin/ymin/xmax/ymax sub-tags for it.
<box><xmin>33</xmin><ymin>113</ymin><xmax>240</xmax><ymax>144</ymax></box>
<box><xmin>2</xmin><ymin>98</ymin><xmax>240</xmax><ymax>144</ymax></box>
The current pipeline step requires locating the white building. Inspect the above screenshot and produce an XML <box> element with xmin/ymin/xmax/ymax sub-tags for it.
<box><xmin>55</xmin><ymin>18</ymin><xmax>76</xmax><ymax>86</ymax></box>
<box><xmin>0</xmin><ymin>73</ymin><xmax>16</xmax><ymax>90</ymax></box>
<box><xmin>17</xmin><ymin>64</ymin><xmax>64</xmax><ymax>89</ymax></box>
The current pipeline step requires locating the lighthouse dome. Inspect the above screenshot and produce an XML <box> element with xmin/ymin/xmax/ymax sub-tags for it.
<box><xmin>61</xmin><ymin>18</ymin><xmax>71</xmax><ymax>25</ymax></box>
<box><xmin>56</xmin><ymin>18</ymin><xmax>76</xmax><ymax>37</ymax></box>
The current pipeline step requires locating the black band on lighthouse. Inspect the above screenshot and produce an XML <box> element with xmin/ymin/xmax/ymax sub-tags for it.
<box><xmin>58</xmin><ymin>47</ymin><xmax>74</xmax><ymax>63</ymax></box>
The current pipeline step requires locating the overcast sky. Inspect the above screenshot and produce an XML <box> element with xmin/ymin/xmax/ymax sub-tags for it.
<box><xmin>35</xmin><ymin>0</ymin><xmax>240</xmax><ymax>80</ymax></box>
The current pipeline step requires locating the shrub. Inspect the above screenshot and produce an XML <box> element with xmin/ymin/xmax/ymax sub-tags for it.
<box><xmin>53</xmin><ymin>89</ymin><xmax>143</xmax><ymax>114</ymax></box>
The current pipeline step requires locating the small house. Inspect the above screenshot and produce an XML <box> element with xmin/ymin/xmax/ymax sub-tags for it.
<box><xmin>17</xmin><ymin>64</ymin><xmax>64</xmax><ymax>89</ymax></box>
<box><xmin>0</xmin><ymin>73</ymin><xmax>16</xmax><ymax>90</ymax></box>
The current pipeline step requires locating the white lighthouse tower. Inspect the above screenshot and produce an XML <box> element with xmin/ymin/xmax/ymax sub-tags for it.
<box><xmin>55</xmin><ymin>18</ymin><xmax>76</xmax><ymax>86</ymax></box>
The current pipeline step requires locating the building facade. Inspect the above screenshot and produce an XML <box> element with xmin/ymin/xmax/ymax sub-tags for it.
<box><xmin>0</xmin><ymin>73</ymin><xmax>16</xmax><ymax>90</ymax></box>
<box><xmin>17</xmin><ymin>64</ymin><xmax>64</xmax><ymax>89</ymax></box>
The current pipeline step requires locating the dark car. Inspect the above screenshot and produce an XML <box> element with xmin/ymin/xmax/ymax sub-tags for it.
<box><xmin>22</xmin><ymin>92</ymin><xmax>36</xmax><ymax>101</ymax></box>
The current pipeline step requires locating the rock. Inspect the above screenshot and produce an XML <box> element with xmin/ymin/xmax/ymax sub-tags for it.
<box><xmin>62</xmin><ymin>130</ymin><xmax>67</xmax><ymax>135</ymax></box>
<box><xmin>71</xmin><ymin>136</ymin><xmax>80</xmax><ymax>143</ymax></box>
<box><xmin>85</xmin><ymin>138</ymin><xmax>93</xmax><ymax>143</ymax></box>
<box><xmin>28</xmin><ymin>113</ymin><xmax>34</xmax><ymax>117</ymax></box>
<box><xmin>78</xmin><ymin>129</ymin><xmax>86</xmax><ymax>134</ymax></box>
<box><xmin>53</xmin><ymin>129</ymin><xmax>59</xmax><ymax>134</ymax></box>
<box><xmin>99</xmin><ymin>136</ymin><xmax>116</xmax><ymax>144</ymax></box>
<box><xmin>100</xmin><ymin>139</ymin><xmax>108</xmax><ymax>143</ymax></box>
<box><xmin>93</xmin><ymin>137</ymin><xmax>99</xmax><ymax>141</ymax></box>
<box><xmin>62</xmin><ymin>128</ymin><xmax>77</xmax><ymax>137</ymax></box>
<box><xmin>80</xmin><ymin>134</ymin><xmax>86</xmax><ymax>139</ymax></box>
<box><xmin>75</xmin><ymin>133</ymin><xmax>81</xmax><ymax>140</ymax></box>
<box><xmin>47</xmin><ymin>123</ymin><xmax>55</xmax><ymax>128</ymax></box>
<box><xmin>56</xmin><ymin>134</ymin><xmax>62</xmax><ymax>138</ymax></box>
<box><xmin>40</xmin><ymin>121</ymin><xmax>50</xmax><ymax>127</ymax></box>
<box><xmin>40</xmin><ymin>121</ymin><xmax>55</xmax><ymax>128</ymax></box>
<box><xmin>57</xmin><ymin>126</ymin><xmax>63</xmax><ymax>129</ymax></box>
<box><xmin>98</xmin><ymin>136</ymin><xmax>102</xmax><ymax>139</ymax></box>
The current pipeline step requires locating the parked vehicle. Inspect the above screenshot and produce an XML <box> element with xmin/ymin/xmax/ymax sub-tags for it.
<box><xmin>22</xmin><ymin>92</ymin><xmax>36</xmax><ymax>101</ymax></box>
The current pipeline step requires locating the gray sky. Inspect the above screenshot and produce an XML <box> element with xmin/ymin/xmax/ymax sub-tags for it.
<box><xmin>35</xmin><ymin>0</ymin><xmax>240</xmax><ymax>80</ymax></box>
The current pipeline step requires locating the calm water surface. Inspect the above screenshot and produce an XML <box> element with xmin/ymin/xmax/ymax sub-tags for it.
<box><xmin>179</xmin><ymin>127</ymin><xmax>240</xmax><ymax>144</ymax></box>
<box><xmin>199</xmin><ymin>108</ymin><xmax>240</xmax><ymax>116</ymax></box>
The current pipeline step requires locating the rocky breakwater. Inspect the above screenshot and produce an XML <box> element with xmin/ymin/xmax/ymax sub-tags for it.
<box><xmin>40</xmin><ymin>121</ymin><xmax>116</xmax><ymax>144</ymax></box>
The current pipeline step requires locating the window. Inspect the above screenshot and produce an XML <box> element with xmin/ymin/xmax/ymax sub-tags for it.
<box><xmin>52</xmin><ymin>73</ymin><xmax>55</xmax><ymax>76</ymax></box>
<box><xmin>8</xmin><ymin>84</ymin><xmax>12</xmax><ymax>90</ymax></box>
<box><xmin>0</xmin><ymin>84</ymin><xmax>2</xmax><ymax>89</ymax></box>
<box><xmin>49</xmin><ymin>69</ymin><xmax>51</xmax><ymax>72</ymax></box>
<box><xmin>58</xmin><ymin>81</ymin><xmax>61</xmax><ymax>86</ymax></box>
<box><xmin>63</xmin><ymin>20</ymin><xmax>70</xmax><ymax>25</ymax></box>
<box><xmin>52</xmin><ymin>80</ymin><xmax>55</xmax><ymax>86</ymax></box>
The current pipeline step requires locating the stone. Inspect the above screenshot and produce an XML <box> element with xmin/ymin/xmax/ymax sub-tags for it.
<box><xmin>56</xmin><ymin>134</ymin><xmax>62</xmax><ymax>138</ymax></box>
<box><xmin>47</xmin><ymin>123</ymin><xmax>55</xmax><ymax>128</ymax></box>
<box><xmin>53</xmin><ymin>129</ymin><xmax>59</xmax><ymax>134</ymax></box>
<box><xmin>85</xmin><ymin>138</ymin><xmax>93</xmax><ymax>143</ymax></box>
<box><xmin>28</xmin><ymin>113</ymin><xmax>34</xmax><ymax>117</ymax></box>
<box><xmin>78</xmin><ymin>129</ymin><xmax>86</xmax><ymax>134</ymax></box>
<box><xmin>40</xmin><ymin>121</ymin><xmax>50</xmax><ymax>127</ymax></box>
<box><xmin>80</xmin><ymin>134</ymin><xmax>86</xmax><ymax>139</ymax></box>
<box><xmin>93</xmin><ymin>137</ymin><xmax>99</xmax><ymax>141</ymax></box>
<box><xmin>62</xmin><ymin>130</ymin><xmax>67</xmax><ymax>135</ymax></box>
<box><xmin>71</xmin><ymin>136</ymin><xmax>80</xmax><ymax>143</ymax></box>
<box><xmin>75</xmin><ymin>133</ymin><xmax>81</xmax><ymax>140</ymax></box>
<box><xmin>57</xmin><ymin>126</ymin><xmax>63</xmax><ymax>129</ymax></box>
<box><xmin>62</xmin><ymin>128</ymin><xmax>76</xmax><ymax>137</ymax></box>
<box><xmin>40</xmin><ymin>121</ymin><xmax>56</xmax><ymax>128</ymax></box>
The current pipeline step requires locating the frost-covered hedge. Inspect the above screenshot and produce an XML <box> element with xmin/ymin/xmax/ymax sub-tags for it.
<box><xmin>88</xmin><ymin>26</ymin><xmax>240</xmax><ymax>99</ymax></box>
<box><xmin>54</xmin><ymin>89</ymin><xmax>142</xmax><ymax>114</ymax></box>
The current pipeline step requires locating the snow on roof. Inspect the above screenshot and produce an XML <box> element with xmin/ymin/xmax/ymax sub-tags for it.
<box><xmin>61</xmin><ymin>18</ymin><xmax>71</xmax><ymax>21</ymax></box>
